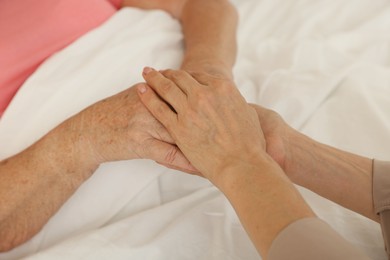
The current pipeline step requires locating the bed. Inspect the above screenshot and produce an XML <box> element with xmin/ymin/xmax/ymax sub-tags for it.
<box><xmin>0</xmin><ymin>0</ymin><xmax>389</xmax><ymax>259</ymax></box>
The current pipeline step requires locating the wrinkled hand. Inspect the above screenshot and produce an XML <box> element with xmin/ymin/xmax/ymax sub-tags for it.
<box><xmin>72</xmin><ymin>85</ymin><xmax>195</xmax><ymax>172</ymax></box>
<box><xmin>137</xmin><ymin>68</ymin><xmax>266</xmax><ymax>186</ymax></box>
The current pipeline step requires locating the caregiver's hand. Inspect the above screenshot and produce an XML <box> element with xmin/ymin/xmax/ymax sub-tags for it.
<box><xmin>137</xmin><ymin>68</ymin><xmax>315</xmax><ymax>258</ymax></box>
<box><xmin>251</xmin><ymin>104</ymin><xmax>378</xmax><ymax>222</ymax></box>
<box><xmin>73</xmin><ymin>85</ymin><xmax>194</xmax><ymax>172</ymax></box>
<box><xmin>249</xmin><ymin>104</ymin><xmax>290</xmax><ymax>172</ymax></box>
<box><xmin>137</xmin><ymin>68</ymin><xmax>266</xmax><ymax>187</ymax></box>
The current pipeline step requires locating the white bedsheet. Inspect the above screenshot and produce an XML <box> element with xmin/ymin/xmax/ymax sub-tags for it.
<box><xmin>1</xmin><ymin>0</ymin><xmax>390</xmax><ymax>259</ymax></box>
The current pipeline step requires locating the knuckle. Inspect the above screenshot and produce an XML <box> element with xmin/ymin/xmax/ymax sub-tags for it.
<box><xmin>160</xmin><ymin>80</ymin><xmax>173</xmax><ymax>93</ymax></box>
<box><xmin>155</xmin><ymin>102</ymin><xmax>167</xmax><ymax>116</ymax></box>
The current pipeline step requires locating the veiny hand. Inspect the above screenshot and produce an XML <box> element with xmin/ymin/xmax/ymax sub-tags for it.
<box><xmin>71</xmin><ymin>85</ymin><xmax>195</xmax><ymax>172</ymax></box>
<box><xmin>137</xmin><ymin>68</ymin><xmax>266</xmax><ymax>186</ymax></box>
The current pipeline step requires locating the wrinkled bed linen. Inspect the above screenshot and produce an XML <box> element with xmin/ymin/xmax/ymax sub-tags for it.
<box><xmin>0</xmin><ymin>0</ymin><xmax>389</xmax><ymax>259</ymax></box>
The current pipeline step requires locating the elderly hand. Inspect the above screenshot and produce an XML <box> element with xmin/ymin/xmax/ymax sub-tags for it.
<box><xmin>137</xmin><ymin>68</ymin><xmax>267</xmax><ymax>186</ymax></box>
<box><xmin>71</xmin><ymin>85</ymin><xmax>195</xmax><ymax>172</ymax></box>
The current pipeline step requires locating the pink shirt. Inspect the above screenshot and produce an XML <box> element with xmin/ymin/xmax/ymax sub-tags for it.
<box><xmin>0</xmin><ymin>0</ymin><xmax>122</xmax><ymax>116</ymax></box>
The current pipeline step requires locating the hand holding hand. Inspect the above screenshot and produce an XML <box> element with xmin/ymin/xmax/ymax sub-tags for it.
<box><xmin>250</xmin><ymin>104</ymin><xmax>313</xmax><ymax>183</ymax></box>
<box><xmin>70</xmin><ymin>85</ymin><xmax>195</xmax><ymax>172</ymax></box>
<box><xmin>137</xmin><ymin>68</ymin><xmax>267</xmax><ymax>187</ymax></box>
<box><xmin>249</xmin><ymin>104</ymin><xmax>291</xmax><ymax>170</ymax></box>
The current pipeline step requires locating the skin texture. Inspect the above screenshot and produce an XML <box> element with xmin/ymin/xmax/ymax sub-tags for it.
<box><xmin>2</xmin><ymin>0</ymin><xmax>374</xmax><ymax>256</ymax></box>
<box><xmin>138</xmin><ymin>69</ymin><xmax>315</xmax><ymax>258</ymax></box>
<box><xmin>74</xmin><ymin>86</ymin><xmax>193</xmax><ymax>167</ymax></box>
<box><xmin>251</xmin><ymin>104</ymin><xmax>378</xmax><ymax>222</ymax></box>
<box><xmin>127</xmin><ymin>1</ymin><xmax>377</xmax><ymax>227</ymax></box>
<box><xmin>139</xmin><ymin>68</ymin><xmax>264</xmax><ymax>183</ymax></box>
<box><xmin>0</xmin><ymin>0</ymin><xmax>238</xmax><ymax>252</ymax></box>
<box><xmin>130</xmin><ymin>0</ymin><xmax>378</xmax><ymax>256</ymax></box>
<box><xmin>0</xmin><ymin>86</ymin><xmax>193</xmax><ymax>252</ymax></box>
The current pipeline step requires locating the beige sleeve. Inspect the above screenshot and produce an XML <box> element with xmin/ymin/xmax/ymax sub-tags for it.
<box><xmin>373</xmin><ymin>160</ymin><xmax>390</xmax><ymax>259</ymax></box>
<box><xmin>267</xmin><ymin>218</ymin><xmax>370</xmax><ymax>260</ymax></box>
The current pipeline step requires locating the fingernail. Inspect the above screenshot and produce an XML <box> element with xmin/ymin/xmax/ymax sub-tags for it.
<box><xmin>143</xmin><ymin>67</ymin><xmax>153</xmax><ymax>75</ymax></box>
<box><xmin>137</xmin><ymin>84</ymin><xmax>147</xmax><ymax>94</ymax></box>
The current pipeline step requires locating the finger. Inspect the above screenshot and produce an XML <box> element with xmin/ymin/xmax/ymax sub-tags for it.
<box><xmin>160</xmin><ymin>69</ymin><xmax>201</xmax><ymax>95</ymax></box>
<box><xmin>137</xmin><ymin>83</ymin><xmax>177</xmax><ymax>131</ymax></box>
<box><xmin>157</xmin><ymin>162</ymin><xmax>203</xmax><ymax>177</ymax></box>
<box><xmin>142</xmin><ymin>67</ymin><xmax>186</xmax><ymax>113</ymax></box>
<box><xmin>143</xmin><ymin>139</ymin><xmax>199</xmax><ymax>174</ymax></box>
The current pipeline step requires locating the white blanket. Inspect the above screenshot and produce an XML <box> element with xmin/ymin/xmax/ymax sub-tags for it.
<box><xmin>1</xmin><ymin>0</ymin><xmax>390</xmax><ymax>259</ymax></box>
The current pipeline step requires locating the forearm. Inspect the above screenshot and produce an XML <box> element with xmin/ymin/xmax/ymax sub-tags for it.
<box><xmin>218</xmin><ymin>156</ymin><xmax>315</xmax><ymax>258</ymax></box>
<box><xmin>285</xmin><ymin>129</ymin><xmax>377</xmax><ymax>221</ymax></box>
<box><xmin>180</xmin><ymin>0</ymin><xmax>238</xmax><ymax>79</ymax></box>
<box><xmin>0</xmin><ymin>117</ymin><xmax>98</xmax><ymax>251</ymax></box>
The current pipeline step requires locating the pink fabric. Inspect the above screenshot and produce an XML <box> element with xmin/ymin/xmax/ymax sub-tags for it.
<box><xmin>0</xmin><ymin>0</ymin><xmax>122</xmax><ymax>116</ymax></box>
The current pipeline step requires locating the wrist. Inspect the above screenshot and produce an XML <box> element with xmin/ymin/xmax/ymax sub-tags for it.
<box><xmin>284</xmin><ymin>130</ymin><xmax>377</xmax><ymax>220</ymax></box>
<box><xmin>215</xmin><ymin>153</ymin><xmax>315</xmax><ymax>257</ymax></box>
<box><xmin>216</xmin><ymin>153</ymin><xmax>288</xmax><ymax>195</ymax></box>
<box><xmin>38</xmin><ymin>117</ymin><xmax>100</xmax><ymax>183</ymax></box>
<box><xmin>282</xmin><ymin>128</ymin><xmax>314</xmax><ymax>184</ymax></box>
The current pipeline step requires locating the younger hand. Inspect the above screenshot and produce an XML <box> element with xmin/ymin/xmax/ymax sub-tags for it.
<box><xmin>138</xmin><ymin>68</ymin><xmax>266</xmax><ymax>186</ymax></box>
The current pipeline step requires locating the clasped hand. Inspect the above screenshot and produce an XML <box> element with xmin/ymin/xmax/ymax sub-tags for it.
<box><xmin>137</xmin><ymin>68</ymin><xmax>267</xmax><ymax>187</ymax></box>
<box><xmin>70</xmin><ymin>85</ymin><xmax>195</xmax><ymax>172</ymax></box>
<box><xmin>72</xmin><ymin>67</ymin><xmax>286</xmax><ymax>187</ymax></box>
